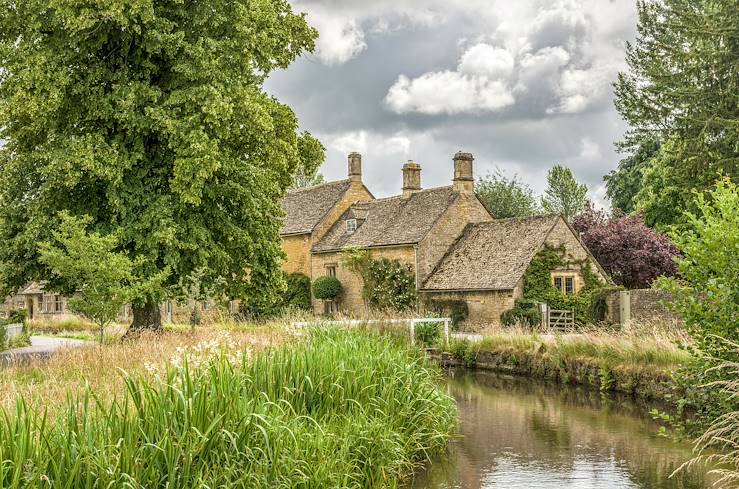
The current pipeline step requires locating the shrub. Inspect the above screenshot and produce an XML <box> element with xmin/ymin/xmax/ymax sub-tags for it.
<box><xmin>658</xmin><ymin>178</ymin><xmax>739</xmax><ymax>431</ymax></box>
<box><xmin>0</xmin><ymin>324</ymin><xmax>6</xmax><ymax>350</ymax></box>
<box><xmin>283</xmin><ymin>272</ymin><xmax>311</xmax><ymax>310</ymax></box>
<box><xmin>501</xmin><ymin>299</ymin><xmax>541</xmax><ymax>327</ymax></box>
<box><xmin>312</xmin><ymin>276</ymin><xmax>342</xmax><ymax>301</ymax></box>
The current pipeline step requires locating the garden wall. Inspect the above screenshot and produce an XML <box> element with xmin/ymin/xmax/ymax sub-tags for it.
<box><xmin>605</xmin><ymin>288</ymin><xmax>682</xmax><ymax>325</ymax></box>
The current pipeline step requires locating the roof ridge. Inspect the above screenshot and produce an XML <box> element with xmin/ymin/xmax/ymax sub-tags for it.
<box><xmin>370</xmin><ymin>185</ymin><xmax>454</xmax><ymax>203</ymax></box>
<box><xmin>286</xmin><ymin>179</ymin><xmax>350</xmax><ymax>194</ymax></box>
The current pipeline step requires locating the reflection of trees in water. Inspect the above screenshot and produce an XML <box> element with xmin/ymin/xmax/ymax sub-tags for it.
<box><xmin>410</xmin><ymin>370</ymin><xmax>709</xmax><ymax>489</ymax></box>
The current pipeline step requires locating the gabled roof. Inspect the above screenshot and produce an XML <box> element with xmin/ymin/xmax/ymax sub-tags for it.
<box><xmin>19</xmin><ymin>282</ymin><xmax>44</xmax><ymax>295</ymax></box>
<box><xmin>312</xmin><ymin>186</ymin><xmax>459</xmax><ymax>252</ymax></box>
<box><xmin>280</xmin><ymin>180</ymin><xmax>352</xmax><ymax>235</ymax></box>
<box><xmin>421</xmin><ymin>215</ymin><xmax>561</xmax><ymax>291</ymax></box>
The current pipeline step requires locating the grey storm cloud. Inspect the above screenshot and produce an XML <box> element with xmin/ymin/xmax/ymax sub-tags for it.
<box><xmin>265</xmin><ymin>0</ymin><xmax>638</xmax><ymax>207</ymax></box>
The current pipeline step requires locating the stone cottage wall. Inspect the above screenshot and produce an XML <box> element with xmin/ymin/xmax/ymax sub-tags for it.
<box><xmin>421</xmin><ymin>287</ymin><xmax>523</xmax><ymax>331</ymax></box>
<box><xmin>281</xmin><ymin>234</ymin><xmax>312</xmax><ymax>276</ymax></box>
<box><xmin>310</xmin><ymin>245</ymin><xmax>416</xmax><ymax>316</ymax></box>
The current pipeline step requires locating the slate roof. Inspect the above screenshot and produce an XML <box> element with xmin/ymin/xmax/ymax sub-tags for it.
<box><xmin>280</xmin><ymin>180</ymin><xmax>352</xmax><ymax>235</ymax></box>
<box><xmin>312</xmin><ymin>186</ymin><xmax>459</xmax><ymax>252</ymax></box>
<box><xmin>421</xmin><ymin>215</ymin><xmax>561</xmax><ymax>291</ymax></box>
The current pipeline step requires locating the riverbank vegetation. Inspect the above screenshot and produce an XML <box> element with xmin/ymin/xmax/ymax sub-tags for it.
<box><xmin>446</xmin><ymin>323</ymin><xmax>690</xmax><ymax>400</ymax></box>
<box><xmin>0</xmin><ymin>328</ymin><xmax>456</xmax><ymax>488</ymax></box>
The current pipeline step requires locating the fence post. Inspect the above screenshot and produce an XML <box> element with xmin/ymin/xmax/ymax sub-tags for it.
<box><xmin>443</xmin><ymin>319</ymin><xmax>450</xmax><ymax>348</ymax></box>
<box><xmin>409</xmin><ymin>320</ymin><xmax>415</xmax><ymax>346</ymax></box>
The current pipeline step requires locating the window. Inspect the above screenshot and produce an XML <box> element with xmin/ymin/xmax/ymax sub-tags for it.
<box><xmin>42</xmin><ymin>294</ymin><xmax>63</xmax><ymax>314</ymax></box>
<box><xmin>346</xmin><ymin>219</ymin><xmax>357</xmax><ymax>234</ymax></box>
<box><xmin>552</xmin><ymin>274</ymin><xmax>576</xmax><ymax>295</ymax></box>
<box><xmin>17</xmin><ymin>300</ymin><xmax>24</xmax><ymax>308</ymax></box>
<box><xmin>326</xmin><ymin>265</ymin><xmax>337</xmax><ymax>278</ymax></box>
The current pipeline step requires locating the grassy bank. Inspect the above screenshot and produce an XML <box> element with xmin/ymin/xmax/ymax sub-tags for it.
<box><xmin>444</xmin><ymin>327</ymin><xmax>690</xmax><ymax>401</ymax></box>
<box><xmin>0</xmin><ymin>328</ymin><xmax>456</xmax><ymax>488</ymax></box>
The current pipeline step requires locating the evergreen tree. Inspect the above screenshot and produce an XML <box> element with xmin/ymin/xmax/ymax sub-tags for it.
<box><xmin>613</xmin><ymin>0</ymin><xmax>738</xmax><ymax>226</ymax></box>
<box><xmin>604</xmin><ymin>138</ymin><xmax>660</xmax><ymax>214</ymax></box>
<box><xmin>0</xmin><ymin>0</ymin><xmax>322</xmax><ymax>331</ymax></box>
<box><xmin>541</xmin><ymin>165</ymin><xmax>588</xmax><ymax>220</ymax></box>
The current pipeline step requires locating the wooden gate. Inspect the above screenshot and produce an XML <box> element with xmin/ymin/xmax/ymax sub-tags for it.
<box><xmin>548</xmin><ymin>309</ymin><xmax>574</xmax><ymax>330</ymax></box>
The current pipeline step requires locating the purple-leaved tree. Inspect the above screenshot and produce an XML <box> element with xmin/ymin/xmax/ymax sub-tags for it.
<box><xmin>572</xmin><ymin>205</ymin><xmax>680</xmax><ymax>289</ymax></box>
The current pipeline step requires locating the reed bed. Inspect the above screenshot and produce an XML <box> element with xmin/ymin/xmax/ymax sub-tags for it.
<box><xmin>0</xmin><ymin>328</ymin><xmax>456</xmax><ymax>488</ymax></box>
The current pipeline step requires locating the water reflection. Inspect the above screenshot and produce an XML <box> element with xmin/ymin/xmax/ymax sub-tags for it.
<box><xmin>410</xmin><ymin>370</ymin><xmax>711</xmax><ymax>489</ymax></box>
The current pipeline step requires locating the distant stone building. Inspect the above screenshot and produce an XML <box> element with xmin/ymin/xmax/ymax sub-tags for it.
<box><xmin>281</xmin><ymin>151</ymin><xmax>609</xmax><ymax>326</ymax></box>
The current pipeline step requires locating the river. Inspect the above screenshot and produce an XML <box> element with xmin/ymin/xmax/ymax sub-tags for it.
<box><xmin>410</xmin><ymin>369</ymin><xmax>711</xmax><ymax>489</ymax></box>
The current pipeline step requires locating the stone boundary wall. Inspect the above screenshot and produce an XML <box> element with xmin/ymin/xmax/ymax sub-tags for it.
<box><xmin>606</xmin><ymin>288</ymin><xmax>682</xmax><ymax>325</ymax></box>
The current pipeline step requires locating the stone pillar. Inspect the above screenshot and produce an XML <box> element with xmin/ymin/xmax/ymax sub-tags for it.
<box><xmin>348</xmin><ymin>152</ymin><xmax>362</xmax><ymax>183</ymax></box>
<box><xmin>402</xmin><ymin>161</ymin><xmax>422</xmax><ymax>197</ymax></box>
<box><xmin>453</xmin><ymin>151</ymin><xmax>474</xmax><ymax>193</ymax></box>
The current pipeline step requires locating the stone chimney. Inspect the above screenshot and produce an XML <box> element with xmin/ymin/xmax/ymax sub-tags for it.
<box><xmin>348</xmin><ymin>152</ymin><xmax>362</xmax><ymax>183</ymax></box>
<box><xmin>453</xmin><ymin>151</ymin><xmax>474</xmax><ymax>193</ymax></box>
<box><xmin>402</xmin><ymin>161</ymin><xmax>422</xmax><ymax>198</ymax></box>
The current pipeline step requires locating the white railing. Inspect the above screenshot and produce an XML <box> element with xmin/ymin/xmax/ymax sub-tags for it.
<box><xmin>4</xmin><ymin>322</ymin><xmax>23</xmax><ymax>341</ymax></box>
<box><xmin>292</xmin><ymin>317</ymin><xmax>452</xmax><ymax>347</ymax></box>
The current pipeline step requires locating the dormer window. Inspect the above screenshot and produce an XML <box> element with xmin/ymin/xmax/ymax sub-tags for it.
<box><xmin>346</xmin><ymin>219</ymin><xmax>357</xmax><ymax>234</ymax></box>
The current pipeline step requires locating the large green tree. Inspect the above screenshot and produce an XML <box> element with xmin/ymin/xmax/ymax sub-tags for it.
<box><xmin>0</xmin><ymin>0</ymin><xmax>323</xmax><ymax>331</ymax></box>
<box><xmin>604</xmin><ymin>138</ymin><xmax>660</xmax><ymax>214</ymax></box>
<box><xmin>541</xmin><ymin>165</ymin><xmax>588</xmax><ymax>220</ymax></box>
<box><xmin>613</xmin><ymin>0</ymin><xmax>738</xmax><ymax>226</ymax></box>
<box><xmin>475</xmin><ymin>170</ymin><xmax>541</xmax><ymax>219</ymax></box>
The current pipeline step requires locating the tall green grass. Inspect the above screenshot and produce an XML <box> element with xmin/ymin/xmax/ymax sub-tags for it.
<box><xmin>0</xmin><ymin>329</ymin><xmax>456</xmax><ymax>488</ymax></box>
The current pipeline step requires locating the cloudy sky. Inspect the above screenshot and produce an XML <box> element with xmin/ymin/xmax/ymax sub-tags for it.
<box><xmin>265</xmin><ymin>0</ymin><xmax>638</xmax><ymax>207</ymax></box>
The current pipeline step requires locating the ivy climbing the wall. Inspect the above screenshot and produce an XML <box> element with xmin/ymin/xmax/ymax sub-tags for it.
<box><xmin>342</xmin><ymin>248</ymin><xmax>417</xmax><ymax>312</ymax></box>
<box><xmin>503</xmin><ymin>244</ymin><xmax>616</xmax><ymax>327</ymax></box>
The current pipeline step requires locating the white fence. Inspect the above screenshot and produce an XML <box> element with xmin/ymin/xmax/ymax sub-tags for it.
<box><xmin>4</xmin><ymin>322</ymin><xmax>23</xmax><ymax>341</ymax></box>
<box><xmin>292</xmin><ymin>318</ymin><xmax>452</xmax><ymax>347</ymax></box>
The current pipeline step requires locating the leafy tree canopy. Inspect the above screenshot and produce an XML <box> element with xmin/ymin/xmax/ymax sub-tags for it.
<box><xmin>292</xmin><ymin>168</ymin><xmax>326</xmax><ymax>189</ymax></box>
<box><xmin>572</xmin><ymin>204</ymin><xmax>679</xmax><ymax>289</ymax></box>
<box><xmin>475</xmin><ymin>170</ymin><xmax>541</xmax><ymax>219</ymax></box>
<box><xmin>604</xmin><ymin>138</ymin><xmax>660</xmax><ymax>214</ymax></box>
<box><xmin>38</xmin><ymin>212</ymin><xmax>165</xmax><ymax>343</ymax></box>
<box><xmin>613</xmin><ymin>0</ymin><xmax>738</xmax><ymax>224</ymax></box>
<box><xmin>0</xmin><ymin>0</ymin><xmax>323</xmax><ymax>330</ymax></box>
<box><xmin>541</xmin><ymin>165</ymin><xmax>588</xmax><ymax>220</ymax></box>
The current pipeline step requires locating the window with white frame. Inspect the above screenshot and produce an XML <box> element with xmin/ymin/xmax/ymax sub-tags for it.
<box><xmin>42</xmin><ymin>294</ymin><xmax>63</xmax><ymax>313</ymax></box>
<box><xmin>346</xmin><ymin>219</ymin><xmax>357</xmax><ymax>234</ymax></box>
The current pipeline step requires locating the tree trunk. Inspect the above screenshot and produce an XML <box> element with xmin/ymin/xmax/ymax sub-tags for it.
<box><xmin>127</xmin><ymin>301</ymin><xmax>162</xmax><ymax>336</ymax></box>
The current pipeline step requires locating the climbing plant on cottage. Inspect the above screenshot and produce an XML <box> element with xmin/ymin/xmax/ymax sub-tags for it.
<box><xmin>503</xmin><ymin>244</ymin><xmax>613</xmax><ymax>327</ymax></box>
<box><xmin>342</xmin><ymin>248</ymin><xmax>417</xmax><ymax>311</ymax></box>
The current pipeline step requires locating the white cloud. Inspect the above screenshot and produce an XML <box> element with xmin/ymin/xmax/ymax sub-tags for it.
<box><xmin>547</xmin><ymin>62</ymin><xmax>620</xmax><ymax>114</ymax></box>
<box><xmin>458</xmin><ymin>43</ymin><xmax>515</xmax><ymax>78</ymax></box>
<box><xmin>330</xmin><ymin>130</ymin><xmax>368</xmax><ymax>154</ymax></box>
<box><xmin>307</xmin><ymin>14</ymin><xmax>367</xmax><ymax>65</ymax></box>
<box><xmin>385</xmin><ymin>71</ymin><xmax>515</xmax><ymax>115</ymax></box>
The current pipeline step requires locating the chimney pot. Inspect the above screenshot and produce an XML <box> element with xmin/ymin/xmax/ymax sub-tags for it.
<box><xmin>453</xmin><ymin>151</ymin><xmax>474</xmax><ymax>193</ymax></box>
<box><xmin>402</xmin><ymin>160</ymin><xmax>422</xmax><ymax>198</ymax></box>
<box><xmin>348</xmin><ymin>152</ymin><xmax>362</xmax><ymax>183</ymax></box>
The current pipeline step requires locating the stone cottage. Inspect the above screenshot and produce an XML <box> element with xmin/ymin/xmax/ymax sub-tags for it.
<box><xmin>279</xmin><ymin>152</ymin><xmax>374</xmax><ymax>277</ymax></box>
<box><xmin>281</xmin><ymin>151</ymin><xmax>609</xmax><ymax>325</ymax></box>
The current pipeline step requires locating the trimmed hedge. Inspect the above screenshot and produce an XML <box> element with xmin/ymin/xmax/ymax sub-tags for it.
<box><xmin>312</xmin><ymin>276</ymin><xmax>342</xmax><ymax>300</ymax></box>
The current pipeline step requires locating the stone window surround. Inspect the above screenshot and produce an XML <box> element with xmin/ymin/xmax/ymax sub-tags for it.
<box><xmin>551</xmin><ymin>272</ymin><xmax>578</xmax><ymax>295</ymax></box>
